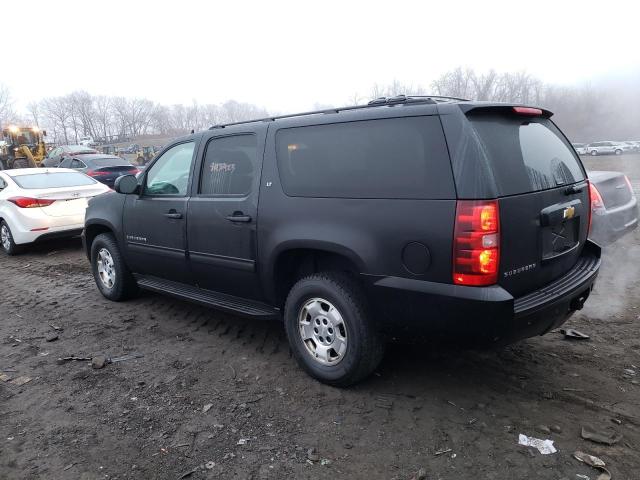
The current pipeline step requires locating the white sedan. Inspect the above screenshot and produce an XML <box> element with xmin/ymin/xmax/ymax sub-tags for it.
<box><xmin>0</xmin><ymin>168</ymin><xmax>110</xmax><ymax>255</ymax></box>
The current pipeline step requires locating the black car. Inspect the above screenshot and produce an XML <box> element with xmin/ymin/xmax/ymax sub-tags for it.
<box><xmin>42</xmin><ymin>145</ymin><xmax>98</xmax><ymax>167</ymax></box>
<box><xmin>83</xmin><ymin>96</ymin><xmax>601</xmax><ymax>386</ymax></box>
<box><xmin>59</xmin><ymin>154</ymin><xmax>139</xmax><ymax>188</ymax></box>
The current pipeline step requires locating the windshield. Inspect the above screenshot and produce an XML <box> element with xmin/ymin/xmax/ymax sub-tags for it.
<box><xmin>13</xmin><ymin>130</ymin><xmax>39</xmax><ymax>145</ymax></box>
<box><xmin>11</xmin><ymin>172</ymin><xmax>97</xmax><ymax>189</ymax></box>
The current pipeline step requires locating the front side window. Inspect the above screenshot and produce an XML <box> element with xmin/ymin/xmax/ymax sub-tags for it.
<box><xmin>199</xmin><ymin>135</ymin><xmax>257</xmax><ymax>196</ymax></box>
<box><xmin>145</xmin><ymin>142</ymin><xmax>195</xmax><ymax>196</ymax></box>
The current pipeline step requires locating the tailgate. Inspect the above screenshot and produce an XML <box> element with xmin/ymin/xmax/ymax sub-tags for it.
<box><xmin>458</xmin><ymin>107</ymin><xmax>590</xmax><ymax>297</ymax></box>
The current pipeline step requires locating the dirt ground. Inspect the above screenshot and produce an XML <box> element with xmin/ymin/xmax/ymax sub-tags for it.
<box><xmin>1</xmin><ymin>155</ymin><xmax>639</xmax><ymax>480</ymax></box>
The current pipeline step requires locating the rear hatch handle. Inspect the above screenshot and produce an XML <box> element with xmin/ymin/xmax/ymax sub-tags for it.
<box><xmin>565</xmin><ymin>181</ymin><xmax>588</xmax><ymax>195</ymax></box>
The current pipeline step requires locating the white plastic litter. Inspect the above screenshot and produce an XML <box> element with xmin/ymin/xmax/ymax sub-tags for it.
<box><xmin>518</xmin><ymin>434</ymin><xmax>557</xmax><ymax>454</ymax></box>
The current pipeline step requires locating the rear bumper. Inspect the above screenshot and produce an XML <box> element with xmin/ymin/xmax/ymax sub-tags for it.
<box><xmin>367</xmin><ymin>241</ymin><xmax>601</xmax><ymax>344</ymax></box>
<box><xmin>589</xmin><ymin>197</ymin><xmax>638</xmax><ymax>245</ymax></box>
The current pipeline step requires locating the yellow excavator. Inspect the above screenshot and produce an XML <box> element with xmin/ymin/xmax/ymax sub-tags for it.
<box><xmin>0</xmin><ymin>125</ymin><xmax>47</xmax><ymax>169</ymax></box>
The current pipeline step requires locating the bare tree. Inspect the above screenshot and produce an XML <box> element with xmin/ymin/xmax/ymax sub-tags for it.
<box><xmin>0</xmin><ymin>84</ymin><xmax>16</xmax><ymax>126</ymax></box>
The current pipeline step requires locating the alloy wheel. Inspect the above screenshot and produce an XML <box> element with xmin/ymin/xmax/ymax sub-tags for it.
<box><xmin>298</xmin><ymin>297</ymin><xmax>348</xmax><ymax>365</ymax></box>
<box><xmin>96</xmin><ymin>248</ymin><xmax>116</xmax><ymax>289</ymax></box>
<box><xmin>1</xmin><ymin>225</ymin><xmax>11</xmax><ymax>251</ymax></box>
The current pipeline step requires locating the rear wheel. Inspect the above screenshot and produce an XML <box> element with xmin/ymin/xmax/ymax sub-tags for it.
<box><xmin>284</xmin><ymin>272</ymin><xmax>385</xmax><ymax>387</ymax></box>
<box><xmin>615</xmin><ymin>149</ymin><xmax>622</xmax><ymax>155</ymax></box>
<box><xmin>590</xmin><ymin>150</ymin><xmax>598</xmax><ymax>156</ymax></box>
<box><xmin>0</xmin><ymin>220</ymin><xmax>22</xmax><ymax>255</ymax></box>
<box><xmin>90</xmin><ymin>233</ymin><xmax>138</xmax><ymax>301</ymax></box>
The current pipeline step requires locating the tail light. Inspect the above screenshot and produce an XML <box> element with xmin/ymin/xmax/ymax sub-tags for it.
<box><xmin>86</xmin><ymin>170</ymin><xmax>109</xmax><ymax>177</ymax></box>
<box><xmin>453</xmin><ymin>200</ymin><xmax>500</xmax><ymax>286</ymax></box>
<box><xmin>128</xmin><ymin>168</ymin><xmax>140</xmax><ymax>175</ymax></box>
<box><xmin>588</xmin><ymin>181</ymin><xmax>605</xmax><ymax>233</ymax></box>
<box><xmin>8</xmin><ymin>197</ymin><xmax>56</xmax><ymax>208</ymax></box>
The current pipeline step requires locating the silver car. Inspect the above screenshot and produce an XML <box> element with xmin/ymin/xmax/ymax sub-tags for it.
<box><xmin>586</xmin><ymin>141</ymin><xmax>625</xmax><ymax>156</ymax></box>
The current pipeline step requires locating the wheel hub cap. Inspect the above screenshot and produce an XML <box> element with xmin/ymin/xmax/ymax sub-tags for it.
<box><xmin>96</xmin><ymin>248</ymin><xmax>116</xmax><ymax>288</ymax></box>
<box><xmin>298</xmin><ymin>298</ymin><xmax>347</xmax><ymax>365</ymax></box>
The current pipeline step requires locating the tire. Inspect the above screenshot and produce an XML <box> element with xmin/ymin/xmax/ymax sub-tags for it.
<box><xmin>590</xmin><ymin>150</ymin><xmax>598</xmax><ymax>156</ymax></box>
<box><xmin>90</xmin><ymin>233</ymin><xmax>138</xmax><ymax>301</ymax></box>
<box><xmin>284</xmin><ymin>272</ymin><xmax>385</xmax><ymax>387</ymax></box>
<box><xmin>0</xmin><ymin>220</ymin><xmax>22</xmax><ymax>256</ymax></box>
<box><xmin>10</xmin><ymin>158</ymin><xmax>36</xmax><ymax>169</ymax></box>
<box><xmin>615</xmin><ymin>149</ymin><xmax>622</xmax><ymax>155</ymax></box>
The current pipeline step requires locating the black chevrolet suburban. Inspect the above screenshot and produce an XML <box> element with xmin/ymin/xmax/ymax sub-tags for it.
<box><xmin>83</xmin><ymin>96</ymin><xmax>601</xmax><ymax>386</ymax></box>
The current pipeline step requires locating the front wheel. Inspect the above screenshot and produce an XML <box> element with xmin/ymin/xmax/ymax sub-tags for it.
<box><xmin>590</xmin><ymin>150</ymin><xmax>598</xmax><ymax>156</ymax></box>
<box><xmin>615</xmin><ymin>149</ymin><xmax>622</xmax><ymax>155</ymax></box>
<box><xmin>284</xmin><ymin>272</ymin><xmax>385</xmax><ymax>387</ymax></box>
<box><xmin>90</xmin><ymin>233</ymin><xmax>138</xmax><ymax>301</ymax></box>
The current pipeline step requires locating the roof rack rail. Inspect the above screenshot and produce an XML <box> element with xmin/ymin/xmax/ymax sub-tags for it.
<box><xmin>208</xmin><ymin>94</ymin><xmax>468</xmax><ymax>130</ymax></box>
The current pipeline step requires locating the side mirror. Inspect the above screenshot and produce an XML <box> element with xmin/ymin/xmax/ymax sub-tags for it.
<box><xmin>114</xmin><ymin>174</ymin><xmax>139</xmax><ymax>194</ymax></box>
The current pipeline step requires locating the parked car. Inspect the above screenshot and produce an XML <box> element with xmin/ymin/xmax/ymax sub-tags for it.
<box><xmin>588</xmin><ymin>171</ymin><xmax>638</xmax><ymax>245</ymax></box>
<box><xmin>0</xmin><ymin>168</ymin><xmax>110</xmax><ymax>255</ymax></box>
<box><xmin>586</xmin><ymin>141</ymin><xmax>625</xmax><ymax>156</ymax></box>
<box><xmin>42</xmin><ymin>145</ymin><xmax>98</xmax><ymax>167</ymax></box>
<box><xmin>572</xmin><ymin>143</ymin><xmax>587</xmax><ymax>155</ymax></box>
<box><xmin>622</xmin><ymin>141</ymin><xmax>640</xmax><ymax>153</ymax></box>
<box><xmin>59</xmin><ymin>154</ymin><xmax>140</xmax><ymax>188</ymax></box>
<box><xmin>83</xmin><ymin>97</ymin><xmax>601</xmax><ymax>386</ymax></box>
<box><xmin>79</xmin><ymin>136</ymin><xmax>97</xmax><ymax>147</ymax></box>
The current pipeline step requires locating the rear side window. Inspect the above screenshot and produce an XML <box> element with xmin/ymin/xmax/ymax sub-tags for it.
<box><xmin>11</xmin><ymin>172</ymin><xmax>96</xmax><ymax>189</ymax></box>
<box><xmin>276</xmin><ymin>116</ymin><xmax>454</xmax><ymax>199</ymax></box>
<box><xmin>469</xmin><ymin>114</ymin><xmax>585</xmax><ymax>196</ymax></box>
<box><xmin>199</xmin><ymin>135</ymin><xmax>257</xmax><ymax>196</ymax></box>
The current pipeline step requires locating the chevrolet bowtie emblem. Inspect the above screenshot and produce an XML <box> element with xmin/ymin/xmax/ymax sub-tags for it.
<box><xmin>563</xmin><ymin>206</ymin><xmax>575</xmax><ymax>219</ymax></box>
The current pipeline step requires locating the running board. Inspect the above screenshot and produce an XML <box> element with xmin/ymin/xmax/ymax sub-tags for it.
<box><xmin>135</xmin><ymin>275</ymin><xmax>279</xmax><ymax>319</ymax></box>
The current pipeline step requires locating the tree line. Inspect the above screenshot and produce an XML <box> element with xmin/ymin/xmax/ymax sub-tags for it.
<box><xmin>2</xmin><ymin>67</ymin><xmax>638</xmax><ymax>145</ymax></box>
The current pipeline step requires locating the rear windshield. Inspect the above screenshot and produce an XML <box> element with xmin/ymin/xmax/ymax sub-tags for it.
<box><xmin>468</xmin><ymin>114</ymin><xmax>585</xmax><ymax>196</ymax></box>
<box><xmin>276</xmin><ymin>116</ymin><xmax>454</xmax><ymax>199</ymax></box>
<box><xmin>90</xmin><ymin>158</ymin><xmax>131</xmax><ymax>167</ymax></box>
<box><xmin>11</xmin><ymin>172</ymin><xmax>97</xmax><ymax>189</ymax></box>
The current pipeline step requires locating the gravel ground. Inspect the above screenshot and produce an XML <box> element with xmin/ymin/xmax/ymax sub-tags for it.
<box><xmin>1</xmin><ymin>155</ymin><xmax>639</xmax><ymax>480</ymax></box>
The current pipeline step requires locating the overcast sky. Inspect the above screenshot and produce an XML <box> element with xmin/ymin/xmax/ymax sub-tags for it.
<box><xmin>3</xmin><ymin>0</ymin><xmax>639</xmax><ymax>113</ymax></box>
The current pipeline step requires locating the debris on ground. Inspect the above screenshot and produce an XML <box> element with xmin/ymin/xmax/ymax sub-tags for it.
<box><xmin>45</xmin><ymin>333</ymin><xmax>59</xmax><ymax>342</ymax></box>
<box><xmin>202</xmin><ymin>403</ymin><xmax>213</xmax><ymax>413</ymax></box>
<box><xmin>110</xmin><ymin>353</ymin><xmax>144</xmax><ymax>364</ymax></box>
<box><xmin>434</xmin><ymin>448</ymin><xmax>452</xmax><ymax>456</ymax></box>
<box><xmin>176</xmin><ymin>466</ymin><xmax>199</xmax><ymax>479</ymax></box>
<box><xmin>518</xmin><ymin>434</ymin><xmax>557</xmax><ymax>454</ymax></box>
<box><xmin>91</xmin><ymin>355</ymin><xmax>108</xmax><ymax>369</ymax></box>
<box><xmin>10</xmin><ymin>376</ymin><xmax>33</xmax><ymax>386</ymax></box>
<box><xmin>237</xmin><ymin>438</ymin><xmax>250</xmax><ymax>445</ymax></box>
<box><xmin>49</xmin><ymin>324</ymin><xmax>63</xmax><ymax>332</ymax></box>
<box><xmin>320</xmin><ymin>458</ymin><xmax>331</xmax><ymax>466</ymax></box>
<box><xmin>205</xmin><ymin>461</ymin><xmax>215</xmax><ymax>470</ymax></box>
<box><xmin>56</xmin><ymin>356</ymin><xmax>91</xmax><ymax>364</ymax></box>
<box><xmin>307</xmin><ymin>448</ymin><xmax>320</xmax><ymax>462</ymax></box>
<box><xmin>560</xmin><ymin>328</ymin><xmax>590</xmax><ymax>340</ymax></box>
<box><xmin>581</xmin><ymin>424</ymin><xmax>622</xmax><ymax>445</ymax></box>
<box><xmin>574</xmin><ymin>451</ymin><xmax>612</xmax><ymax>480</ymax></box>
<box><xmin>410</xmin><ymin>467</ymin><xmax>428</xmax><ymax>480</ymax></box>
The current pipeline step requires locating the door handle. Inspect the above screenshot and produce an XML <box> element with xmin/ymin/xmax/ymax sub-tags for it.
<box><xmin>164</xmin><ymin>211</ymin><xmax>183</xmax><ymax>219</ymax></box>
<box><xmin>226</xmin><ymin>212</ymin><xmax>252</xmax><ymax>223</ymax></box>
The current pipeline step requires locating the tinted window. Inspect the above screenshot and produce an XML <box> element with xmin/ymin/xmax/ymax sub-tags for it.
<box><xmin>199</xmin><ymin>135</ymin><xmax>257</xmax><ymax>196</ymax></box>
<box><xmin>276</xmin><ymin>116</ymin><xmax>453</xmax><ymax>199</ymax></box>
<box><xmin>90</xmin><ymin>158</ymin><xmax>131</xmax><ymax>167</ymax></box>
<box><xmin>11</xmin><ymin>172</ymin><xmax>96</xmax><ymax>189</ymax></box>
<box><xmin>70</xmin><ymin>159</ymin><xmax>85</xmax><ymax>168</ymax></box>
<box><xmin>145</xmin><ymin>142</ymin><xmax>194</xmax><ymax>196</ymax></box>
<box><xmin>59</xmin><ymin>158</ymin><xmax>72</xmax><ymax>168</ymax></box>
<box><xmin>469</xmin><ymin>114</ymin><xmax>585</xmax><ymax>195</ymax></box>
